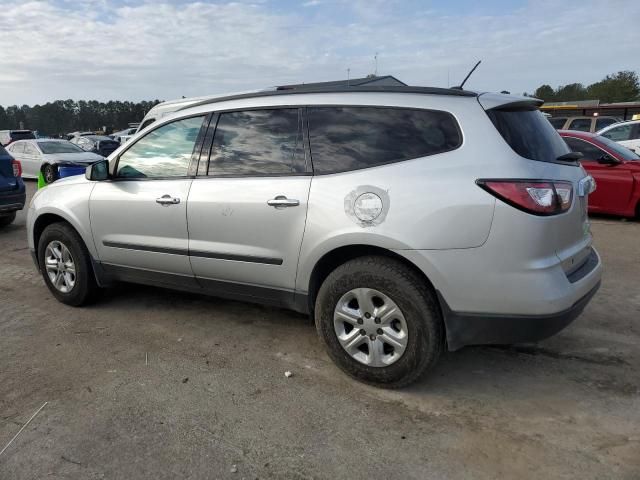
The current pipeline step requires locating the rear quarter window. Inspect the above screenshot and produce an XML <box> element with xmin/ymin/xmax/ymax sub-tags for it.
<box><xmin>486</xmin><ymin>108</ymin><xmax>570</xmax><ymax>163</ymax></box>
<box><xmin>308</xmin><ymin>106</ymin><xmax>462</xmax><ymax>174</ymax></box>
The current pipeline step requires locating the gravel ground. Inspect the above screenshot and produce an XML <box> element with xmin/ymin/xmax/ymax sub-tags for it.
<box><xmin>1</xmin><ymin>181</ymin><xmax>639</xmax><ymax>479</ymax></box>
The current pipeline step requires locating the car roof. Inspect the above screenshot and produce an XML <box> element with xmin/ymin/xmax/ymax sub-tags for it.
<box><xmin>558</xmin><ymin>130</ymin><xmax>598</xmax><ymax>138</ymax></box>
<box><xmin>179</xmin><ymin>85</ymin><xmax>481</xmax><ymax>112</ymax></box>
<box><xmin>86</xmin><ymin>135</ymin><xmax>114</xmax><ymax>140</ymax></box>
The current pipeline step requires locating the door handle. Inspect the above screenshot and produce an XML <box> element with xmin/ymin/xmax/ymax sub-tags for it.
<box><xmin>156</xmin><ymin>194</ymin><xmax>180</xmax><ymax>206</ymax></box>
<box><xmin>267</xmin><ymin>195</ymin><xmax>300</xmax><ymax>208</ymax></box>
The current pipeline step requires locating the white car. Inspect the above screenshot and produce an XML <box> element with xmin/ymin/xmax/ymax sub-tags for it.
<box><xmin>6</xmin><ymin>139</ymin><xmax>104</xmax><ymax>182</ymax></box>
<box><xmin>596</xmin><ymin>120</ymin><xmax>640</xmax><ymax>154</ymax></box>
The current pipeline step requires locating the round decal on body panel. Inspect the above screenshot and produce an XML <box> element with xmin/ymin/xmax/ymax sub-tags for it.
<box><xmin>344</xmin><ymin>185</ymin><xmax>390</xmax><ymax>227</ymax></box>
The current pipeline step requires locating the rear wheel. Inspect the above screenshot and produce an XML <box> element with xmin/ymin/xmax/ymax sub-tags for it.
<box><xmin>315</xmin><ymin>256</ymin><xmax>444</xmax><ymax>388</ymax></box>
<box><xmin>0</xmin><ymin>212</ymin><xmax>17</xmax><ymax>227</ymax></box>
<box><xmin>37</xmin><ymin>222</ymin><xmax>99</xmax><ymax>306</ymax></box>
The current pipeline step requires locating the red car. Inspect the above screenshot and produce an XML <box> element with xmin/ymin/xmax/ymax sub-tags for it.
<box><xmin>560</xmin><ymin>130</ymin><xmax>640</xmax><ymax>218</ymax></box>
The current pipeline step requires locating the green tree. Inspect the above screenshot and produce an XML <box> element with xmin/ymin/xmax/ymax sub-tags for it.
<box><xmin>554</xmin><ymin>83</ymin><xmax>588</xmax><ymax>101</ymax></box>
<box><xmin>533</xmin><ymin>84</ymin><xmax>555</xmax><ymax>101</ymax></box>
<box><xmin>587</xmin><ymin>71</ymin><xmax>640</xmax><ymax>103</ymax></box>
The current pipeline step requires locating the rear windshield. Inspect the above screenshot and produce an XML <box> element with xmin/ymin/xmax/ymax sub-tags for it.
<box><xmin>598</xmin><ymin>135</ymin><xmax>640</xmax><ymax>161</ymax></box>
<box><xmin>487</xmin><ymin>108</ymin><xmax>571</xmax><ymax>163</ymax></box>
<box><xmin>11</xmin><ymin>131</ymin><xmax>35</xmax><ymax>141</ymax></box>
<box><xmin>39</xmin><ymin>141</ymin><xmax>84</xmax><ymax>154</ymax></box>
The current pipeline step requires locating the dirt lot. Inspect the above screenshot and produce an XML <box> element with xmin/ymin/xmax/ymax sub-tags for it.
<box><xmin>1</xmin><ymin>181</ymin><xmax>639</xmax><ymax>479</ymax></box>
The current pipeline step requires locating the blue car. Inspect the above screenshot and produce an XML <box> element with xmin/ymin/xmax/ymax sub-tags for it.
<box><xmin>0</xmin><ymin>145</ymin><xmax>26</xmax><ymax>227</ymax></box>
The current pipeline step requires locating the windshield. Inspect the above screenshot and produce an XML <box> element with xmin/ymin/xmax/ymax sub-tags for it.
<box><xmin>38</xmin><ymin>141</ymin><xmax>85</xmax><ymax>154</ymax></box>
<box><xmin>598</xmin><ymin>135</ymin><xmax>640</xmax><ymax>161</ymax></box>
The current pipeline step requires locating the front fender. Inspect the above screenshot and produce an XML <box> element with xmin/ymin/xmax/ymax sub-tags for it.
<box><xmin>29</xmin><ymin>181</ymin><xmax>98</xmax><ymax>258</ymax></box>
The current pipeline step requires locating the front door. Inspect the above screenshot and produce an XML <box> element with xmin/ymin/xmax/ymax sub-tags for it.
<box><xmin>187</xmin><ymin>108</ymin><xmax>311</xmax><ymax>303</ymax></box>
<box><xmin>90</xmin><ymin>115</ymin><xmax>207</xmax><ymax>286</ymax></box>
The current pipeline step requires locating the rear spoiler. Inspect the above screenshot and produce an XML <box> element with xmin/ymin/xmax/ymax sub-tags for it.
<box><xmin>478</xmin><ymin>92</ymin><xmax>544</xmax><ymax>111</ymax></box>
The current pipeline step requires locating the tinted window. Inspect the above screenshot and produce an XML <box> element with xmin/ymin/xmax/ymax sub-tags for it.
<box><xmin>207</xmin><ymin>109</ymin><xmax>304</xmax><ymax>176</ymax></box>
<box><xmin>548</xmin><ymin>117</ymin><xmax>567</xmax><ymax>129</ymax></box>
<box><xmin>568</xmin><ymin>118</ymin><xmax>592</xmax><ymax>132</ymax></box>
<box><xmin>117</xmin><ymin>115</ymin><xmax>204</xmax><ymax>178</ymax></box>
<box><xmin>38</xmin><ymin>142</ymin><xmax>84</xmax><ymax>154</ymax></box>
<box><xmin>600</xmin><ymin>124</ymin><xmax>632</xmax><ymax>141</ymax></box>
<box><xmin>595</xmin><ymin>118</ymin><xmax>618</xmax><ymax>130</ymax></box>
<box><xmin>139</xmin><ymin>118</ymin><xmax>156</xmax><ymax>131</ymax></box>
<box><xmin>486</xmin><ymin>108</ymin><xmax>570</xmax><ymax>162</ymax></box>
<box><xmin>10</xmin><ymin>131</ymin><xmax>35</xmax><ymax>141</ymax></box>
<box><xmin>308</xmin><ymin>107</ymin><xmax>461</xmax><ymax>174</ymax></box>
<box><xmin>563</xmin><ymin>137</ymin><xmax>604</xmax><ymax>161</ymax></box>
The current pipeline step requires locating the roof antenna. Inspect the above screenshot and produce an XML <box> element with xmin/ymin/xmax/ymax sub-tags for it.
<box><xmin>453</xmin><ymin>60</ymin><xmax>481</xmax><ymax>90</ymax></box>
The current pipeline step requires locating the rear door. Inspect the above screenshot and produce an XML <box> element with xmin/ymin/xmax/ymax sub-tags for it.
<box><xmin>90</xmin><ymin>115</ymin><xmax>207</xmax><ymax>286</ymax></box>
<box><xmin>563</xmin><ymin>136</ymin><xmax>633</xmax><ymax>214</ymax></box>
<box><xmin>187</xmin><ymin>108</ymin><xmax>311</xmax><ymax>304</ymax></box>
<box><xmin>22</xmin><ymin>142</ymin><xmax>42</xmax><ymax>178</ymax></box>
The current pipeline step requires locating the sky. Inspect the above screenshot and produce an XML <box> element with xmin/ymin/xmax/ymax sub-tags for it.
<box><xmin>0</xmin><ymin>0</ymin><xmax>637</xmax><ymax>105</ymax></box>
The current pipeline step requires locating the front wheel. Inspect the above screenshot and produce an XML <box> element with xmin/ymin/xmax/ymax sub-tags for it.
<box><xmin>37</xmin><ymin>222</ymin><xmax>99</xmax><ymax>306</ymax></box>
<box><xmin>42</xmin><ymin>164</ymin><xmax>58</xmax><ymax>184</ymax></box>
<box><xmin>314</xmin><ymin>256</ymin><xmax>444</xmax><ymax>388</ymax></box>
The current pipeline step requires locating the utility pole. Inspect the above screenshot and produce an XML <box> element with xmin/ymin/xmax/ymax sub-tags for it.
<box><xmin>374</xmin><ymin>52</ymin><xmax>379</xmax><ymax>76</ymax></box>
<box><xmin>347</xmin><ymin>68</ymin><xmax>350</xmax><ymax>86</ymax></box>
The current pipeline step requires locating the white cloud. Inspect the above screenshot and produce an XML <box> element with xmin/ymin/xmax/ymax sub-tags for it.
<box><xmin>0</xmin><ymin>0</ymin><xmax>637</xmax><ymax>105</ymax></box>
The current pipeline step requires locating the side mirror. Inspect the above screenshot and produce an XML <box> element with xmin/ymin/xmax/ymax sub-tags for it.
<box><xmin>597</xmin><ymin>154</ymin><xmax>619</xmax><ymax>165</ymax></box>
<box><xmin>85</xmin><ymin>159</ymin><xmax>109</xmax><ymax>181</ymax></box>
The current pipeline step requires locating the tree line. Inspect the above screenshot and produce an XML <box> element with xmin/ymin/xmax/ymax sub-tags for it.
<box><xmin>527</xmin><ymin>70</ymin><xmax>639</xmax><ymax>103</ymax></box>
<box><xmin>0</xmin><ymin>99</ymin><xmax>162</xmax><ymax>136</ymax></box>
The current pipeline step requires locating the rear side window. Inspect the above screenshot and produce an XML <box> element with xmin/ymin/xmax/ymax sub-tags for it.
<box><xmin>207</xmin><ymin>109</ymin><xmax>305</xmax><ymax>176</ymax></box>
<box><xmin>486</xmin><ymin>108</ymin><xmax>570</xmax><ymax>163</ymax></box>
<box><xmin>568</xmin><ymin>118</ymin><xmax>592</xmax><ymax>132</ymax></box>
<box><xmin>548</xmin><ymin>117</ymin><xmax>567</xmax><ymax>129</ymax></box>
<box><xmin>308</xmin><ymin>107</ymin><xmax>461</xmax><ymax>174</ymax></box>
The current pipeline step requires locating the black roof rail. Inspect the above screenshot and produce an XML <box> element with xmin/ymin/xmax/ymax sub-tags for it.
<box><xmin>178</xmin><ymin>85</ymin><xmax>478</xmax><ymax>111</ymax></box>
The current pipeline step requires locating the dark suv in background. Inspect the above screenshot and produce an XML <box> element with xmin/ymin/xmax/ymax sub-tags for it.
<box><xmin>0</xmin><ymin>129</ymin><xmax>36</xmax><ymax>146</ymax></box>
<box><xmin>0</xmin><ymin>145</ymin><xmax>25</xmax><ymax>227</ymax></box>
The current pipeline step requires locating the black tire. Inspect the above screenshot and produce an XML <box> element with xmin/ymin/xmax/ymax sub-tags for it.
<box><xmin>43</xmin><ymin>164</ymin><xmax>58</xmax><ymax>184</ymax></box>
<box><xmin>0</xmin><ymin>212</ymin><xmax>17</xmax><ymax>227</ymax></box>
<box><xmin>315</xmin><ymin>256</ymin><xmax>444</xmax><ymax>388</ymax></box>
<box><xmin>37</xmin><ymin>222</ymin><xmax>99</xmax><ymax>306</ymax></box>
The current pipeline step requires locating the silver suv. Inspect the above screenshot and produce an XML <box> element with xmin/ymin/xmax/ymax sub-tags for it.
<box><xmin>27</xmin><ymin>86</ymin><xmax>602</xmax><ymax>387</ymax></box>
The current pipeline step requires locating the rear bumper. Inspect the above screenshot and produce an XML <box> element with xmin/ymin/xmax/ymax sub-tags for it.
<box><xmin>439</xmin><ymin>281</ymin><xmax>600</xmax><ymax>351</ymax></box>
<box><xmin>0</xmin><ymin>185</ymin><xmax>26</xmax><ymax>214</ymax></box>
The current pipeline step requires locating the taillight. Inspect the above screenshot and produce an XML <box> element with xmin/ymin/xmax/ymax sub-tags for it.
<box><xmin>477</xmin><ymin>179</ymin><xmax>573</xmax><ymax>216</ymax></box>
<box><xmin>11</xmin><ymin>159</ymin><xmax>22</xmax><ymax>178</ymax></box>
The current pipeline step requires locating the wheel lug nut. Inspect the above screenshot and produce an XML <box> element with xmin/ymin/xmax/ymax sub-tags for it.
<box><xmin>359</xmin><ymin>329</ymin><xmax>366</xmax><ymax>336</ymax></box>
<box><xmin>357</xmin><ymin>318</ymin><xmax>363</xmax><ymax>324</ymax></box>
<box><xmin>364</xmin><ymin>312</ymin><xmax>371</xmax><ymax>319</ymax></box>
<box><xmin>377</xmin><ymin>328</ymin><xmax>383</xmax><ymax>335</ymax></box>
<box><xmin>374</xmin><ymin>317</ymin><xmax>381</xmax><ymax>324</ymax></box>
<box><xmin>369</xmin><ymin>334</ymin><xmax>376</xmax><ymax>341</ymax></box>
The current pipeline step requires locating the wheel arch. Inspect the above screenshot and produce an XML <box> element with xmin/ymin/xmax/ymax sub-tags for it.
<box><xmin>305</xmin><ymin>244</ymin><xmax>439</xmax><ymax>316</ymax></box>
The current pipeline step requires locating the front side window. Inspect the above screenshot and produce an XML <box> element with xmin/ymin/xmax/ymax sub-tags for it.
<box><xmin>568</xmin><ymin>118</ymin><xmax>592</xmax><ymax>132</ymax></box>
<box><xmin>116</xmin><ymin>115</ymin><xmax>204</xmax><ymax>178</ymax></box>
<box><xmin>308</xmin><ymin>107</ymin><xmax>461</xmax><ymax>174</ymax></box>
<box><xmin>207</xmin><ymin>109</ymin><xmax>304</xmax><ymax>176</ymax></box>
<box><xmin>563</xmin><ymin>137</ymin><xmax>604</xmax><ymax>161</ymax></box>
<box><xmin>601</xmin><ymin>124</ymin><xmax>633</xmax><ymax>142</ymax></box>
